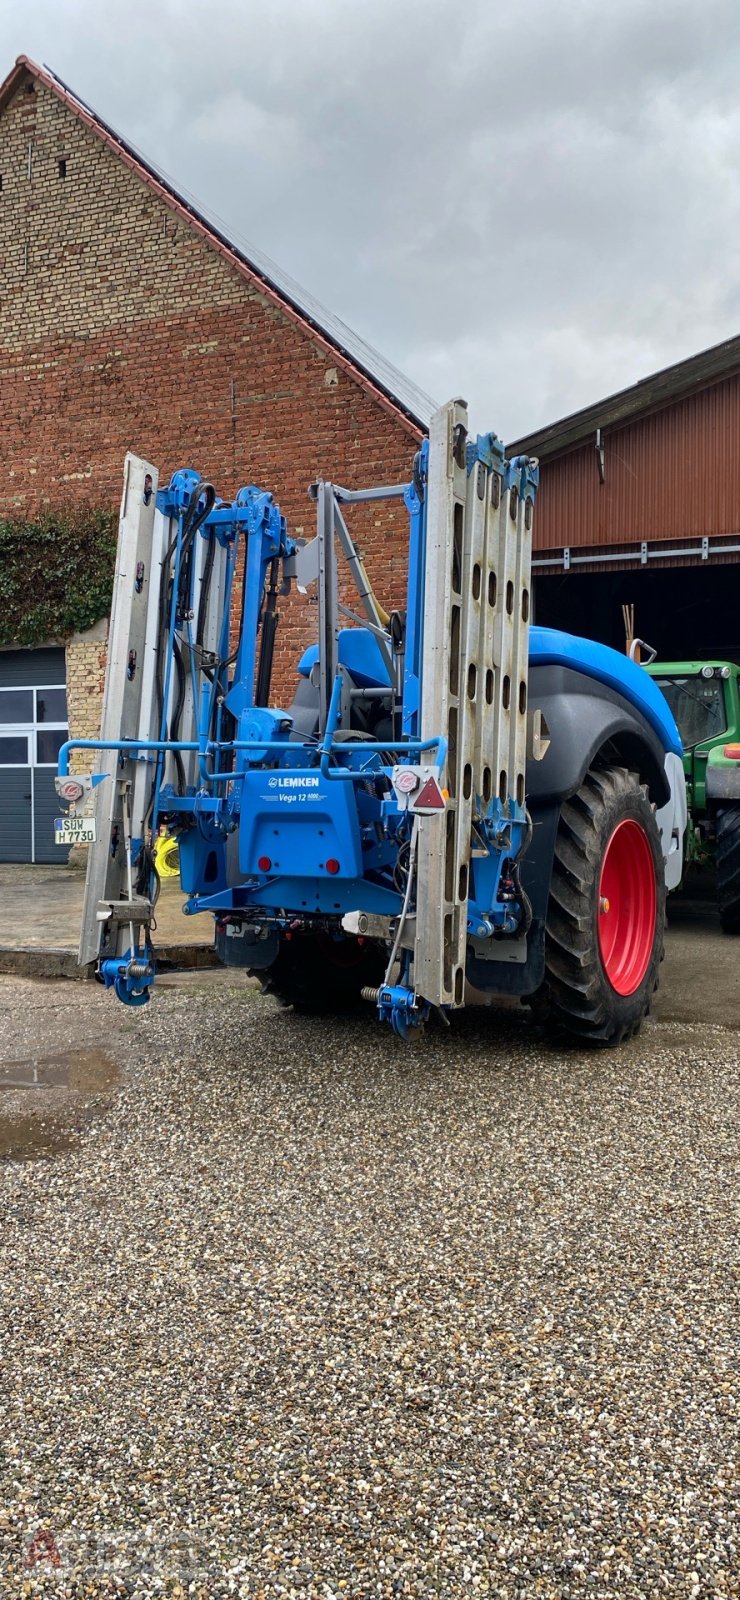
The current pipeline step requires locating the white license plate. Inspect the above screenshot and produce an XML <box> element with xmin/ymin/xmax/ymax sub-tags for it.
<box><xmin>54</xmin><ymin>816</ymin><xmax>97</xmax><ymax>845</ymax></box>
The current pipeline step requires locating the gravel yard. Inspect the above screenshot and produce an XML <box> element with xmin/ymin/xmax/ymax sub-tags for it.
<box><xmin>0</xmin><ymin>911</ymin><xmax>737</xmax><ymax>1598</ymax></box>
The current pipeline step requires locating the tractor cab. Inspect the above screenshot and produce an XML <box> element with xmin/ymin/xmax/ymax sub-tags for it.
<box><xmin>645</xmin><ymin>660</ymin><xmax>740</xmax><ymax>814</ymax></box>
<box><xmin>646</xmin><ymin>659</ymin><xmax>740</xmax><ymax>933</ymax></box>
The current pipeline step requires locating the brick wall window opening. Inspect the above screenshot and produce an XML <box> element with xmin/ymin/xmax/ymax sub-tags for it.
<box><xmin>58</xmin><ymin>157</ymin><xmax>67</xmax><ymax>178</ymax></box>
<box><xmin>25</xmin><ymin>80</ymin><xmax>34</xmax><ymax>94</ymax></box>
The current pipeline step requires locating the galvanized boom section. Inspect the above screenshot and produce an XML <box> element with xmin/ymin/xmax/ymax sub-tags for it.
<box><xmin>415</xmin><ymin>401</ymin><xmax>469</xmax><ymax>1007</ymax></box>
<box><xmin>77</xmin><ymin>454</ymin><xmax>230</xmax><ymax>984</ymax></box>
<box><xmin>413</xmin><ymin>403</ymin><xmax>534</xmax><ymax>1008</ymax></box>
<box><xmin>491</xmin><ymin>455</ymin><xmax>533</xmax><ymax>824</ymax></box>
<box><xmin>78</xmin><ymin>455</ymin><xmax>161</xmax><ymax>965</ymax></box>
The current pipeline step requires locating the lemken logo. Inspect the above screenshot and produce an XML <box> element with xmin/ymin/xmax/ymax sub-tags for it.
<box><xmin>267</xmin><ymin>774</ymin><xmax>321</xmax><ymax>790</ymax></box>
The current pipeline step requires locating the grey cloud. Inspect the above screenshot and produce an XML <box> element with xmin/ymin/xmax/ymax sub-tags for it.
<box><xmin>4</xmin><ymin>0</ymin><xmax>740</xmax><ymax>438</ymax></box>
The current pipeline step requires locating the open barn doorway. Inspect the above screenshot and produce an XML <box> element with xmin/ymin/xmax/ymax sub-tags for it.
<box><xmin>533</xmin><ymin>561</ymin><xmax>740</xmax><ymax>663</ymax></box>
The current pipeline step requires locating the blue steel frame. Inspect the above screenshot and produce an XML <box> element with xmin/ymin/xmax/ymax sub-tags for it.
<box><xmin>58</xmin><ymin>444</ymin><xmax>538</xmax><ymax>1023</ymax></box>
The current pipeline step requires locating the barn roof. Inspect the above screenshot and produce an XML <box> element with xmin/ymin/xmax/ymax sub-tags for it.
<box><xmin>0</xmin><ymin>55</ymin><xmax>437</xmax><ymax>437</ymax></box>
<box><xmin>508</xmin><ymin>331</ymin><xmax>740</xmax><ymax>461</ymax></box>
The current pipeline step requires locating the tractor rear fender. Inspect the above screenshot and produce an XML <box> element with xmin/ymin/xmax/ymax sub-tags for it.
<box><xmin>467</xmin><ymin>665</ymin><xmax>686</xmax><ymax>998</ymax></box>
<box><xmin>527</xmin><ymin>663</ymin><xmax>686</xmax><ymax>892</ymax></box>
<box><xmin>526</xmin><ymin>663</ymin><xmax>673</xmax><ymax>809</ymax></box>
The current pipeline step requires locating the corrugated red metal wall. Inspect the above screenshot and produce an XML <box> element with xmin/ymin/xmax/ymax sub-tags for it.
<box><xmin>533</xmin><ymin>372</ymin><xmax>740</xmax><ymax>552</ymax></box>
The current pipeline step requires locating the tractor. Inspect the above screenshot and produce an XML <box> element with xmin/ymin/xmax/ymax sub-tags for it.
<box><xmin>646</xmin><ymin>659</ymin><xmax>740</xmax><ymax>933</ymax></box>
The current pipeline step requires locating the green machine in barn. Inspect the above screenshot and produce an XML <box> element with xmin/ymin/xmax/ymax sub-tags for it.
<box><xmin>646</xmin><ymin>660</ymin><xmax>740</xmax><ymax>933</ymax></box>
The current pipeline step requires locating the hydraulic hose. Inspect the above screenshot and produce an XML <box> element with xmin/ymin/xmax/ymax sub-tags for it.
<box><xmin>150</xmin><ymin>482</ymin><xmax>216</xmax><ymax>810</ymax></box>
<box><xmin>383</xmin><ymin>817</ymin><xmax>419</xmax><ymax>988</ymax></box>
<box><xmin>255</xmin><ymin>556</ymin><xmax>280</xmax><ymax>707</ymax></box>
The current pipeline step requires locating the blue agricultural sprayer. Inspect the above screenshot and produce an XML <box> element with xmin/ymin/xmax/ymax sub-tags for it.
<box><xmin>56</xmin><ymin>401</ymin><xmax>686</xmax><ymax>1044</ymax></box>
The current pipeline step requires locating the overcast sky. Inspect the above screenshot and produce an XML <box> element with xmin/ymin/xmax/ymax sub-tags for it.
<box><xmin>3</xmin><ymin>0</ymin><xmax>740</xmax><ymax>439</ymax></box>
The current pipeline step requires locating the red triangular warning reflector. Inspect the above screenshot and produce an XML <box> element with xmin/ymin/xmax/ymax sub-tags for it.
<box><xmin>413</xmin><ymin>776</ymin><xmax>446</xmax><ymax>812</ymax></box>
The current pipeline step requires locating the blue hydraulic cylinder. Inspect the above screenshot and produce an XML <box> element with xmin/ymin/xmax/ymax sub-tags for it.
<box><xmin>225</xmin><ymin>487</ymin><xmax>295</xmax><ymax>731</ymax></box>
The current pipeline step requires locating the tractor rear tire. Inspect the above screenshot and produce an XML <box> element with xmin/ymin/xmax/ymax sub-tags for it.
<box><xmin>716</xmin><ymin>804</ymin><xmax>740</xmax><ymax>934</ymax></box>
<box><xmin>536</xmin><ymin>764</ymin><xmax>665</xmax><ymax>1047</ymax></box>
<box><xmin>261</xmin><ymin>932</ymin><xmax>386</xmax><ymax>1015</ymax></box>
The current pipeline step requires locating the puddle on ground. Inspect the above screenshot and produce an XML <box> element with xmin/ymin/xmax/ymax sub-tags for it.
<box><xmin>0</xmin><ymin>1114</ymin><xmax>78</xmax><ymax>1163</ymax></box>
<box><xmin>0</xmin><ymin>1048</ymin><xmax>118</xmax><ymax>1093</ymax></box>
<box><xmin>0</xmin><ymin>1050</ymin><xmax>119</xmax><ymax>1163</ymax></box>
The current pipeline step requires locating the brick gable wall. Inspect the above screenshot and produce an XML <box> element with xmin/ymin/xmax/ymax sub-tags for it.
<box><xmin>0</xmin><ymin>73</ymin><xmax>417</xmax><ymax>711</ymax></box>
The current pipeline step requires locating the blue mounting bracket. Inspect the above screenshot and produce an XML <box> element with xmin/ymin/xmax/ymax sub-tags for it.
<box><xmin>375</xmin><ymin>983</ymin><xmax>430</xmax><ymax>1039</ymax></box>
<box><xmin>100</xmin><ymin>948</ymin><xmax>155</xmax><ymax>1007</ymax></box>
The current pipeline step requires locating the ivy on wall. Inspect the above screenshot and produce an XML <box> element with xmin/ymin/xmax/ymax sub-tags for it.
<box><xmin>0</xmin><ymin>508</ymin><xmax>117</xmax><ymax>648</ymax></box>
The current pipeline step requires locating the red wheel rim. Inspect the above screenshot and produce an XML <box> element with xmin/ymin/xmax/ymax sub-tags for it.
<box><xmin>597</xmin><ymin>818</ymin><xmax>657</xmax><ymax>996</ymax></box>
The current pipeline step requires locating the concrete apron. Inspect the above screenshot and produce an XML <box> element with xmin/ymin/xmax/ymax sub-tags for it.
<box><xmin>0</xmin><ymin>864</ymin><xmax>217</xmax><ymax>979</ymax></box>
